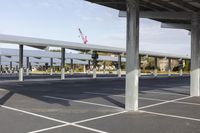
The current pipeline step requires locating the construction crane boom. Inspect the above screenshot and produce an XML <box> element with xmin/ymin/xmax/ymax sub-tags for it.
<box><xmin>78</xmin><ymin>28</ymin><xmax>88</xmax><ymax>44</ymax></box>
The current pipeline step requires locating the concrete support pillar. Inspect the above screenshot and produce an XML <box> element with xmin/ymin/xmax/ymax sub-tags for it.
<box><xmin>125</xmin><ymin>0</ymin><xmax>139</xmax><ymax>111</ymax></box>
<box><xmin>50</xmin><ymin>58</ymin><xmax>53</xmax><ymax>75</ymax></box>
<box><xmin>191</xmin><ymin>14</ymin><xmax>200</xmax><ymax>96</ymax></box>
<box><xmin>117</xmin><ymin>55</ymin><xmax>122</xmax><ymax>77</ymax></box>
<box><xmin>168</xmin><ymin>58</ymin><xmax>171</xmax><ymax>77</ymax></box>
<box><xmin>70</xmin><ymin>59</ymin><xmax>74</xmax><ymax>75</ymax></box>
<box><xmin>179</xmin><ymin>67</ymin><xmax>183</xmax><ymax>76</ymax></box>
<box><xmin>26</xmin><ymin>57</ymin><xmax>30</xmax><ymax>76</ymax></box>
<box><xmin>83</xmin><ymin>64</ymin><xmax>86</xmax><ymax>73</ymax></box>
<box><xmin>92</xmin><ymin>58</ymin><xmax>97</xmax><ymax>78</ymax></box>
<box><xmin>61</xmin><ymin>48</ymin><xmax>65</xmax><ymax>80</ymax></box>
<box><xmin>93</xmin><ymin>59</ymin><xmax>97</xmax><ymax>78</ymax></box>
<box><xmin>19</xmin><ymin>45</ymin><xmax>24</xmax><ymax>81</ymax></box>
<box><xmin>154</xmin><ymin>57</ymin><xmax>158</xmax><ymax>77</ymax></box>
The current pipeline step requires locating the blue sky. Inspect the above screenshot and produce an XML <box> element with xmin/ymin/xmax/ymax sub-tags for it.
<box><xmin>0</xmin><ymin>0</ymin><xmax>190</xmax><ymax>55</ymax></box>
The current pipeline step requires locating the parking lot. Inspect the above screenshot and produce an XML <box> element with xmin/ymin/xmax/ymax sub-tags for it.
<box><xmin>0</xmin><ymin>76</ymin><xmax>199</xmax><ymax>133</ymax></box>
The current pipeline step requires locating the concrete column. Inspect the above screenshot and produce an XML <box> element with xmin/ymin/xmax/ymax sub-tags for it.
<box><xmin>125</xmin><ymin>0</ymin><xmax>139</xmax><ymax>111</ymax></box>
<box><xmin>61</xmin><ymin>48</ymin><xmax>65</xmax><ymax>80</ymax></box>
<box><xmin>83</xmin><ymin>64</ymin><xmax>86</xmax><ymax>73</ymax></box>
<box><xmin>26</xmin><ymin>57</ymin><xmax>29</xmax><ymax>76</ymax></box>
<box><xmin>117</xmin><ymin>55</ymin><xmax>122</xmax><ymax>77</ymax></box>
<box><xmin>168</xmin><ymin>58</ymin><xmax>171</xmax><ymax>77</ymax></box>
<box><xmin>70</xmin><ymin>59</ymin><xmax>74</xmax><ymax>75</ymax></box>
<box><xmin>19</xmin><ymin>45</ymin><xmax>23</xmax><ymax>81</ymax></box>
<box><xmin>191</xmin><ymin>14</ymin><xmax>200</xmax><ymax>96</ymax></box>
<box><xmin>50</xmin><ymin>58</ymin><xmax>53</xmax><ymax>75</ymax></box>
<box><xmin>179</xmin><ymin>67</ymin><xmax>183</xmax><ymax>76</ymax></box>
<box><xmin>154</xmin><ymin>57</ymin><xmax>158</xmax><ymax>77</ymax></box>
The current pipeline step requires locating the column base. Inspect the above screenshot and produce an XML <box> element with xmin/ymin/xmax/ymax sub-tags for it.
<box><xmin>19</xmin><ymin>68</ymin><xmax>23</xmax><ymax>81</ymax></box>
<box><xmin>61</xmin><ymin>68</ymin><xmax>65</xmax><ymax>80</ymax></box>
<box><xmin>117</xmin><ymin>69</ymin><xmax>121</xmax><ymax>77</ymax></box>
<box><xmin>93</xmin><ymin>68</ymin><xmax>96</xmax><ymax>78</ymax></box>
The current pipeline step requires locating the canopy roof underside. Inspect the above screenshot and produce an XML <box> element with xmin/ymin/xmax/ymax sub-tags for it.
<box><xmin>86</xmin><ymin>0</ymin><xmax>200</xmax><ymax>24</ymax></box>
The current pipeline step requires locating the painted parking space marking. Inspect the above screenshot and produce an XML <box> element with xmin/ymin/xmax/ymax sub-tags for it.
<box><xmin>140</xmin><ymin>110</ymin><xmax>200</xmax><ymax>122</ymax></box>
<box><xmin>112</xmin><ymin>88</ymin><xmax>188</xmax><ymax>96</ymax></box>
<box><xmin>139</xmin><ymin>96</ymin><xmax>192</xmax><ymax>109</ymax></box>
<box><xmin>0</xmin><ymin>105</ymin><xmax>109</xmax><ymax>133</ymax></box>
<box><xmin>28</xmin><ymin>124</ymin><xmax>69</xmax><ymax>133</ymax></box>
<box><xmin>0</xmin><ymin>105</ymin><xmax>68</xmax><ymax>124</ymax></box>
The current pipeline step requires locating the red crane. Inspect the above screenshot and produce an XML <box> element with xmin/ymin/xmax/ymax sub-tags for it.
<box><xmin>78</xmin><ymin>28</ymin><xmax>88</xmax><ymax>44</ymax></box>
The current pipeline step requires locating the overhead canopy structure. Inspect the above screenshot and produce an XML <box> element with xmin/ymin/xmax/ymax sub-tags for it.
<box><xmin>85</xmin><ymin>0</ymin><xmax>200</xmax><ymax>111</ymax></box>
<box><xmin>0</xmin><ymin>34</ymin><xmax>124</xmax><ymax>53</ymax></box>
<box><xmin>87</xmin><ymin>0</ymin><xmax>200</xmax><ymax>31</ymax></box>
<box><xmin>0</xmin><ymin>48</ymin><xmax>126</xmax><ymax>62</ymax></box>
<box><xmin>86</xmin><ymin>0</ymin><xmax>199</xmax><ymax>24</ymax></box>
<box><xmin>0</xmin><ymin>36</ymin><xmax>189</xmax><ymax>60</ymax></box>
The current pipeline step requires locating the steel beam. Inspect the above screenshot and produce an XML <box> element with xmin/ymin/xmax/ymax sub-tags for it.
<box><xmin>119</xmin><ymin>11</ymin><xmax>192</xmax><ymax>20</ymax></box>
<box><xmin>179</xmin><ymin>59</ymin><xmax>183</xmax><ymax>76</ymax></box>
<box><xmin>61</xmin><ymin>48</ymin><xmax>65</xmax><ymax>80</ymax></box>
<box><xmin>161</xmin><ymin>23</ymin><xmax>191</xmax><ymax>30</ymax></box>
<box><xmin>125</xmin><ymin>0</ymin><xmax>139</xmax><ymax>111</ymax></box>
<box><xmin>0</xmin><ymin>56</ymin><xmax>1</xmax><ymax>73</ymax></box>
<box><xmin>70</xmin><ymin>59</ymin><xmax>74</xmax><ymax>75</ymax></box>
<box><xmin>88</xmin><ymin>60</ymin><xmax>91</xmax><ymax>74</ymax></box>
<box><xmin>93</xmin><ymin>59</ymin><xmax>97</xmax><ymax>78</ymax></box>
<box><xmin>168</xmin><ymin>58</ymin><xmax>172</xmax><ymax>77</ymax></box>
<box><xmin>50</xmin><ymin>58</ymin><xmax>53</xmax><ymax>75</ymax></box>
<box><xmin>154</xmin><ymin>57</ymin><xmax>158</xmax><ymax>77</ymax></box>
<box><xmin>26</xmin><ymin>57</ymin><xmax>30</xmax><ymax>76</ymax></box>
<box><xmin>103</xmin><ymin>61</ymin><xmax>106</xmax><ymax>74</ymax></box>
<box><xmin>117</xmin><ymin>55</ymin><xmax>122</xmax><ymax>77</ymax></box>
<box><xmin>191</xmin><ymin>14</ymin><xmax>200</xmax><ymax>96</ymax></box>
<box><xmin>10</xmin><ymin>61</ymin><xmax>12</xmax><ymax>73</ymax></box>
<box><xmin>19</xmin><ymin>45</ymin><xmax>23</xmax><ymax>81</ymax></box>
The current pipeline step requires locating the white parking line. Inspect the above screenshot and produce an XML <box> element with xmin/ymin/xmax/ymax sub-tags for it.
<box><xmin>0</xmin><ymin>105</ymin><xmax>68</xmax><ymax>124</ymax></box>
<box><xmin>141</xmin><ymin>110</ymin><xmax>200</xmax><ymax>122</ymax></box>
<box><xmin>112</xmin><ymin>89</ymin><xmax>188</xmax><ymax>96</ymax></box>
<box><xmin>139</xmin><ymin>96</ymin><xmax>192</xmax><ymax>109</ymax></box>
<box><xmin>73</xmin><ymin>111</ymin><xmax>127</xmax><ymax>124</ymax></box>
<box><xmin>174</xmin><ymin>101</ymin><xmax>200</xmax><ymax>106</ymax></box>
<box><xmin>0</xmin><ymin>105</ymin><xmax>109</xmax><ymax>133</ymax></box>
<box><xmin>140</xmin><ymin>91</ymin><xmax>188</xmax><ymax>96</ymax></box>
<box><xmin>71</xmin><ymin>124</ymin><xmax>108</xmax><ymax>133</ymax></box>
<box><xmin>0</xmin><ymin>88</ymin><xmax>7</xmax><ymax>91</ymax></box>
<box><xmin>28</xmin><ymin>124</ymin><xmax>69</xmax><ymax>133</ymax></box>
<box><xmin>43</xmin><ymin>95</ymin><xmax>123</xmax><ymax>110</ymax></box>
